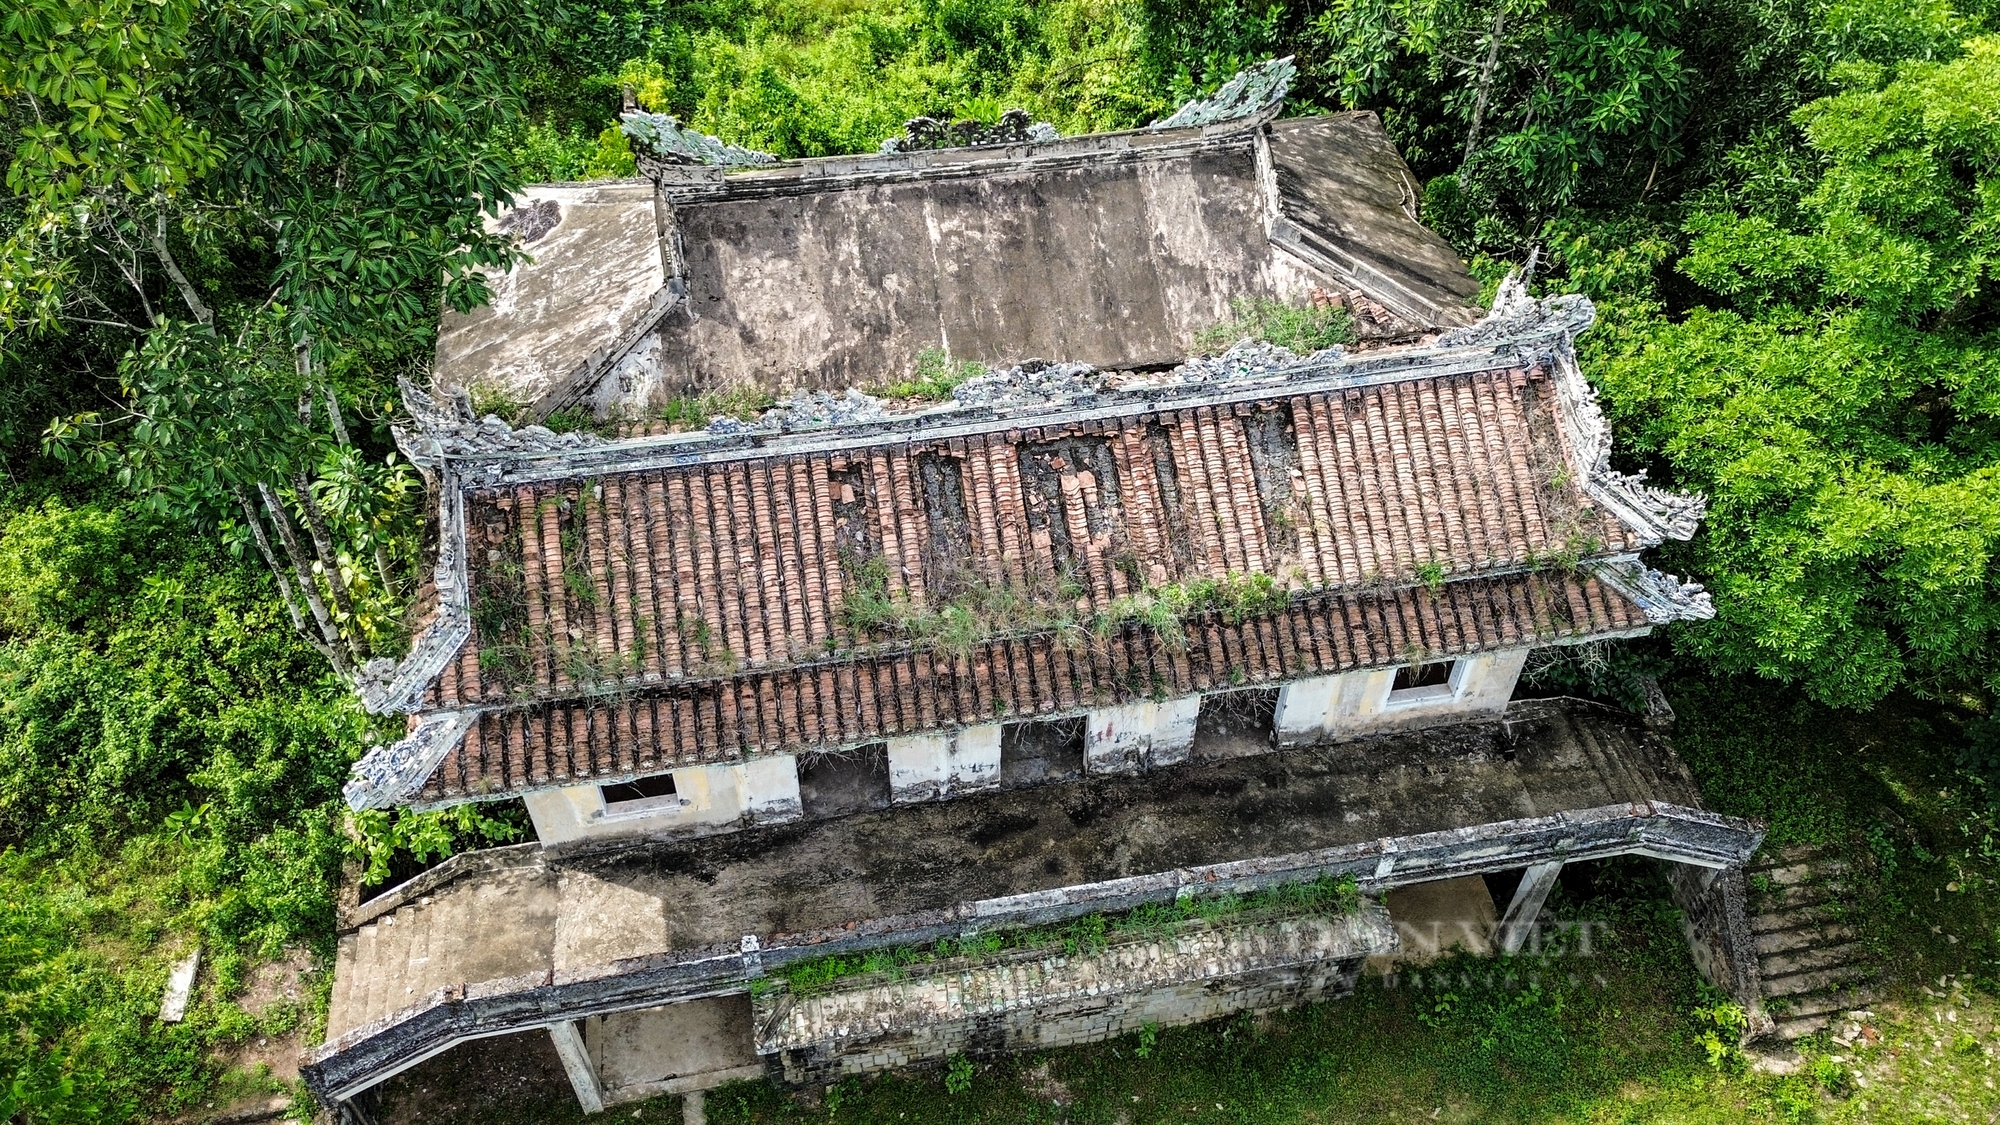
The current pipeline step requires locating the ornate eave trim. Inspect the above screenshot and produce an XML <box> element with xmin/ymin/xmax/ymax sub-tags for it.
<box><xmin>1462</xmin><ymin>273</ymin><xmax>1707</xmax><ymax>547</ymax></box>
<box><xmin>1589</xmin><ymin>554</ymin><xmax>1715</xmax><ymax>624</ymax></box>
<box><xmin>344</xmin><ymin>710</ymin><xmax>479</xmax><ymax>811</ymax></box>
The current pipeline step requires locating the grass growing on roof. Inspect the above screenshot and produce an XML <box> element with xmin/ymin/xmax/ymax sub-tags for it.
<box><xmin>870</xmin><ymin>347</ymin><xmax>987</xmax><ymax>402</ymax></box>
<box><xmin>1196</xmin><ymin>295</ymin><xmax>1354</xmax><ymax>356</ymax></box>
<box><xmin>838</xmin><ymin>559</ymin><xmax>1293</xmax><ymax>658</ymax></box>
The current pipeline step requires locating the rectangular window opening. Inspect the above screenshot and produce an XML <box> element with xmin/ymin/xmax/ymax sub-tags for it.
<box><xmin>600</xmin><ymin>772</ymin><xmax>680</xmax><ymax>814</ymax></box>
<box><xmin>1392</xmin><ymin>661</ymin><xmax>1454</xmax><ymax>692</ymax></box>
<box><xmin>1386</xmin><ymin>660</ymin><xmax>1462</xmax><ymax>707</ymax></box>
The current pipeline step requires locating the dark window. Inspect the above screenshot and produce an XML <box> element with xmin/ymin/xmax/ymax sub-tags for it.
<box><xmin>1392</xmin><ymin>661</ymin><xmax>1456</xmax><ymax>692</ymax></box>
<box><xmin>600</xmin><ymin>772</ymin><xmax>678</xmax><ymax>804</ymax></box>
<box><xmin>1000</xmin><ymin>718</ymin><xmax>1086</xmax><ymax>787</ymax></box>
<box><xmin>799</xmin><ymin>744</ymin><xmax>892</xmax><ymax>819</ymax></box>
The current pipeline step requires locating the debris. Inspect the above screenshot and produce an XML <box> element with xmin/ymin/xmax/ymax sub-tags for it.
<box><xmin>160</xmin><ymin>949</ymin><xmax>200</xmax><ymax>1023</ymax></box>
<box><xmin>949</xmin><ymin>359</ymin><xmax>1102</xmax><ymax>408</ymax></box>
<box><xmin>761</xmin><ymin>388</ymin><xmax>889</xmax><ymax>431</ymax></box>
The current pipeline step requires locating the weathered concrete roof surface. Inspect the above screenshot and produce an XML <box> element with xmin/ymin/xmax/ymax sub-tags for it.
<box><xmin>320</xmin><ymin>698</ymin><xmax>1703</xmax><ymax>1044</ymax></box>
<box><xmin>1266</xmin><ymin>118</ymin><xmax>1484</xmax><ymax>328</ymax></box>
<box><xmin>434</xmin><ymin>180</ymin><xmax>666</xmax><ymax>406</ymax></box>
<box><xmin>427</xmin><ymin>113</ymin><xmax>1485</xmax><ymax>411</ymax></box>
<box><xmin>661</xmin><ymin>144</ymin><xmax>1291</xmax><ymax>387</ymax></box>
<box><xmin>656</xmin><ymin>114</ymin><xmax>1476</xmax><ymax>391</ymax></box>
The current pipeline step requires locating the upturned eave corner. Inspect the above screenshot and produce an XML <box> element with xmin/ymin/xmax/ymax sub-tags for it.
<box><xmin>344</xmin><ymin>710</ymin><xmax>478</xmax><ymax>812</ymax></box>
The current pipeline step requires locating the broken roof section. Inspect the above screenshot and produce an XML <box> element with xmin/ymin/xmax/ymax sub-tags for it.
<box><xmin>432</xmin><ymin>59</ymin><xmax>1484</xmax><ymax>422</ymax></box>
<box><xmin>349</xmin><ymin>278</ymin><xmax>1711</xmax><ymax>811</ymax></box>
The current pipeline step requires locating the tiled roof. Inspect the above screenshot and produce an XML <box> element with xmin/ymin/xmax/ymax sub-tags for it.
<box><xmin>423</xmin><ymin>363</ymin><xmax>1630</xmax><ymax>712</ymax></box>
<box><xmin>421</xmin><ymin>570</ymin><xmax>1647</xmax><ymax>802</ymax></box>
<box><xmin>348</xmin><ymin>283</ymin><xmax>1712</xmax><ymax>809</ymax></box>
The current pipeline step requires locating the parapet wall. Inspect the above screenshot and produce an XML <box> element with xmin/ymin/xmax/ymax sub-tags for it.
<box><xmin>757</xmin><ymin>905</ymin><xmax>1393</xmax><ymax>1084</ymax></box>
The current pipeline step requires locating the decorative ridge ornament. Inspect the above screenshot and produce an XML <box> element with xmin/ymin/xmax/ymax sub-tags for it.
<box><xmin>620</xmin><ymin>112</ymin><xmax>778</xmax><ymax>169</ymax></box>
<box><xmin>1588</xmin><ymin>556</ymin><xmax>1716</xmax><ymax>623</ymax></box>
<box><xmin>1443</xmin><ymin>269</ymin><xmax>1706</xmax><ymax>547</ymax></box>
<box><xmin>345</xmin><ymin>711</ymin><xmax>479</xmax><ymax>810</ymax></box>
<box><xmin>391</xmin><ymin>378</ymin><xmax>604</xmax><ymax>470</ymax></box>
<box><xmin>879</xmin><ymin>108</ymin><xmax>1062</xmax><ymax>153</ymax></box>
<box><xmin>1151</xmin><ymin>57</ymin><xmax>1296</xmax><ymax>130</ymax></box>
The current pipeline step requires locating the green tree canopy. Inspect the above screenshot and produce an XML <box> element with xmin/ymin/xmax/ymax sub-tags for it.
<box><xmin>1595</xmin><ymin>35</ymin><xmax>2000</xmax><ymax>707</ymax></box>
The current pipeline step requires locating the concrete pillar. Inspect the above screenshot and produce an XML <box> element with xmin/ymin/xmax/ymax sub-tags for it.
<box><xmin>887</xmin><ymin>734</ymin><xmax>949</xmax><ymax>803</ymax></box>
<box><xmin>549</xmin><ymin>1019</ymin><xmax>604</xmax><ymax>1113</ymax></box>
<box><xmin>948</xmin><ymin>724</ymin><xmax>1003</xmax><ymax>792</ymax></box>
<box><xmin>887</xmin><ymin>726</ymin><xmax>1002</xmax><ymax>802</ymax></box>
<box><xmin>523</xmin><ymin>786</ymin><xmax>600</xmax><ymax>846</ymax></box>
<box><xmin>1664</xmin><ymin>860</ymin><xmax>1772</xmax><ymax>1034</ymax></box>
<box><xmin>1085</xmin><ymin>701</ymin><xmax>1156</xmax><ymax>774</ymax></box>
<box><xmin>1273</xmin><ymin>676</ymin><xmax>1337</xmax><ymax>747</ymax></box>
<box><xmin>1085</xmin><ymin>698</ymin><xmax>1201</xmax><ymax>773</ymax></box>
<box><xmin>1496</xmin><ymin>861</ymin><xmax>1563</xmax><ymax>954</ymax></box>
<box><xmin>1151</xmin><ymin>696</ymin><xmax>1200</xmax><ymax>768</ymax></box>
<box><xmin>736</xmin><ymin>754</ymin><xmax>801</xmax><ymax>824</ymax></box>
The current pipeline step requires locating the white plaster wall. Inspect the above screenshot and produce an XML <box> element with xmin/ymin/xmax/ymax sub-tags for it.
<box><xmin>1274</xmin><ymin>648</ymin><xmax>1531</xmax><ymax>747</ymax></box>
<box><xmin>524</xmin><ymin>754</ymin><xmax>800</xmax><ymax>846</ymax></box>
<box><xmin>887</xmin><ymin>725</ymin><xmax>1002</xmax><ymax>803</ymax></box>
<box><xmin>1085</xmin><ymin>697</ymin><xmax>1200</xmax><ymax>773</ymax></box>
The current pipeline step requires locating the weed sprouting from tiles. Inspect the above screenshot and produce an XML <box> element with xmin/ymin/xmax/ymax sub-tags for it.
<box><xmin>656</xmin><ymin>385</ymin><xmax>778</xmax><ymax>430</ymax></box>
<box><xmin>1416</xmin><ymin>559</ymin><xmax>1447</xmax><ymax>592</ymax></box>
<box><xmin>870</xmin><ymin>347</ymin><xmax>986</xmax><ymax>401</ymax></box>
<box><xmin>1194</xmin><ymin>295</ymin><xmax>1354</xmax><ymax>356</ymax></box>
<box><xmin>768</xmin><ymin>874</ymin><xmax>1362</xmax><ymax>998</ymax></box>
<box><xmin>838</xmin><ymin>559</ymin><xmax>1295</xmax><ymax>658</ymax></box>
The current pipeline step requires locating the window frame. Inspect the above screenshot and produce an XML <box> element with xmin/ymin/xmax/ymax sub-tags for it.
<box><xmin>1382</xmin><ymin>658</ymin><xmax>1468</xmax><ymax>709</ymax></box>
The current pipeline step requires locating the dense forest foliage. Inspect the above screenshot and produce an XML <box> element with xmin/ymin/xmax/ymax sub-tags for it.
<box><xmin>2</xmin><ymin>0</ymin><xmax>1999</xmax><ymax>1118</ymax></box>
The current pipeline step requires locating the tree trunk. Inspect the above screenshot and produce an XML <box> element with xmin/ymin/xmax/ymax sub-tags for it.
<box><xmin>147</xmin><ymin>216</ymin><xmax>212</xmax><ymax>326</ymax></box>
<box><xmin>235</xmin><ymin>485</ymin><xmax>336</xmax><ymax>663</ymax></box>
<box><xmin>293</xmin><ymin>471</ymin><xmax>372</xmax><ymax>659</ymax></box>
<box><xmin>1462</xmin><ymin>3</ymin><xmax>1508</xmax><ymax>167</ymax></box>
<box><xmin>258</xmin><ymin>482</ymin><xmax>359</xmax><ymax>675</ymax></box>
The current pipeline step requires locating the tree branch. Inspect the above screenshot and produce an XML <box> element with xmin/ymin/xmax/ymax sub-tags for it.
<box><xmin>147</xmin><ymin>215</ymin><xmax>211</xmax><ymax>325</ymax></box>
<box><xmin>236</xmin><ymin>485</ymin><xmax>339</xmax><ymax>664</ymax></box>
<box><xmin>1461</xmin><ymin>2</ymin><xmax>1508</xmax><ymax>167</ymax></box>
<box><xmin>293</xmin><ymin>470</ymin><xmax>373</xmax><ymax>660</ymax></box>
<box><xmin>259</xmin><ymin>481</ymin><xmax>358</xmax><ymax>676</ymax></box>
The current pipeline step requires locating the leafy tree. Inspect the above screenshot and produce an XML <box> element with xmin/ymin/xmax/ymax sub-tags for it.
<box><xmin>1593</xmin><ymin>35</ymin><xmax>2000</xmax><ymax>707</ymax></box>
<box><xmin>1315</xmin><ymin>0</ymin><xmax>1693</xmax><ymax>218</ymax></box>
<box><xmin>4</xmin><ymin>0</ymin><xmax>549</xmax><ymax>672</ymax></box>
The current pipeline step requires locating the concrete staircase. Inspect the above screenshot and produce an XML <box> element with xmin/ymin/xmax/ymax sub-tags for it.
<box><xmin>1746</xmin><ymin>846</ymin><xmax>1878</xmax><ymax>1040</ymax></box>
<box><xmin>324</xmin><ymin>850</ymin><xmax>560</xmax><ymax>1045</ymax></box>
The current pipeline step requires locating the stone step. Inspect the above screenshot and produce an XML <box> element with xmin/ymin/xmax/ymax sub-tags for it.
<box><xmin>328</xmin><ymin>932</ymin><xmax>359</xmax><ymax>1038</ymax></box>
<box><xmin>392</xmin><ymin>903</ymin><xmax>431</xmax><ymax>1016</ymax></box>
<box><xmin>417</xmin><ymin>891</ymin><xmax>472</xmax><ymax>999</ymax></box>
<box><xmin>1755</xmin><ymin>860</ymin><xmax>1847</xmax><ymax>887</ymax></box>
<box><xmin>1762</xmin><ymin>961</ymin><xmax>1874</xmax><ymax>1000</ymax></box>
<box><xmin>354</xmin><ymin>923</ymin><xmax>382</xmax><ymax>1028</ymax></box>
<box><xmin>1755</xmin><ymin>923</ymin><xmax>1854</xmax><ymax>956</ymax></box>
<box><xmin>1773</xmin><ymin>984</ymin><xmax>1878</xmax><ymax>1023</ymax></box>
<box><xmin>1749</xmin><ymin>902</ymin><xmax>1847</xmax><ymax>935</ymax></box>
<box><xmin>1775</xmin><ymin>1014</ymin><xmax>1835</xmax><ymax>1040</ymax></box>
<box><xmin>1746</xmin><ymin>847</ymin><xmax>1841</xmax><ymax>876</ymax></box>
<box><xmin>1759</xmin><ymin>940</ymin><xmax>1867</xmax><ymax>979</ymax></box>
<box><xmin>1750</xmin><ymin>880</ymin><xmax>1854</xmax><ymax>912</ymax></box>
<box><xmin>371</xmin><ymin>912</ymin><xmax>416</xmax><ymax>1023</ymax></box>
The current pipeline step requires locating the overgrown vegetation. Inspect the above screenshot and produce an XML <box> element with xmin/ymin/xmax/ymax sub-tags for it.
<box><xmin>770</xmin><ymin>874</ymin><xmax>1361</xmax><ymax>998</ymax></box>
<box><xmin>839</xmin><ymin>557</ymin><xmax>1292</xmax><ymax>658</ymax></box>
<box><xmin>9</xmin><ymin>0</ymin><xmax>2000</xmax><ymax>1118</ymax></box>
<box><xmin>870</xmin><ymin>347</ymin><xmax>987</xmax><ymax>402</ymax></box>
<box><xmin>1195</xmin><ymin>295</ymin><xmax>1355</xmax><ymax>355</ymax></box>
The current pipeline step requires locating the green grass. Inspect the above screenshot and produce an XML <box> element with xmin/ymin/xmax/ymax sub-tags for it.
<box><xmin>1195</xmin><ymin>296</ymin><xmax>1355</xmax><ymax>356</ymax></box>
<box><xmin>869</xmin><ymin>348</ymin><xmax>986</xmax><ymax>402</ymax></box>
